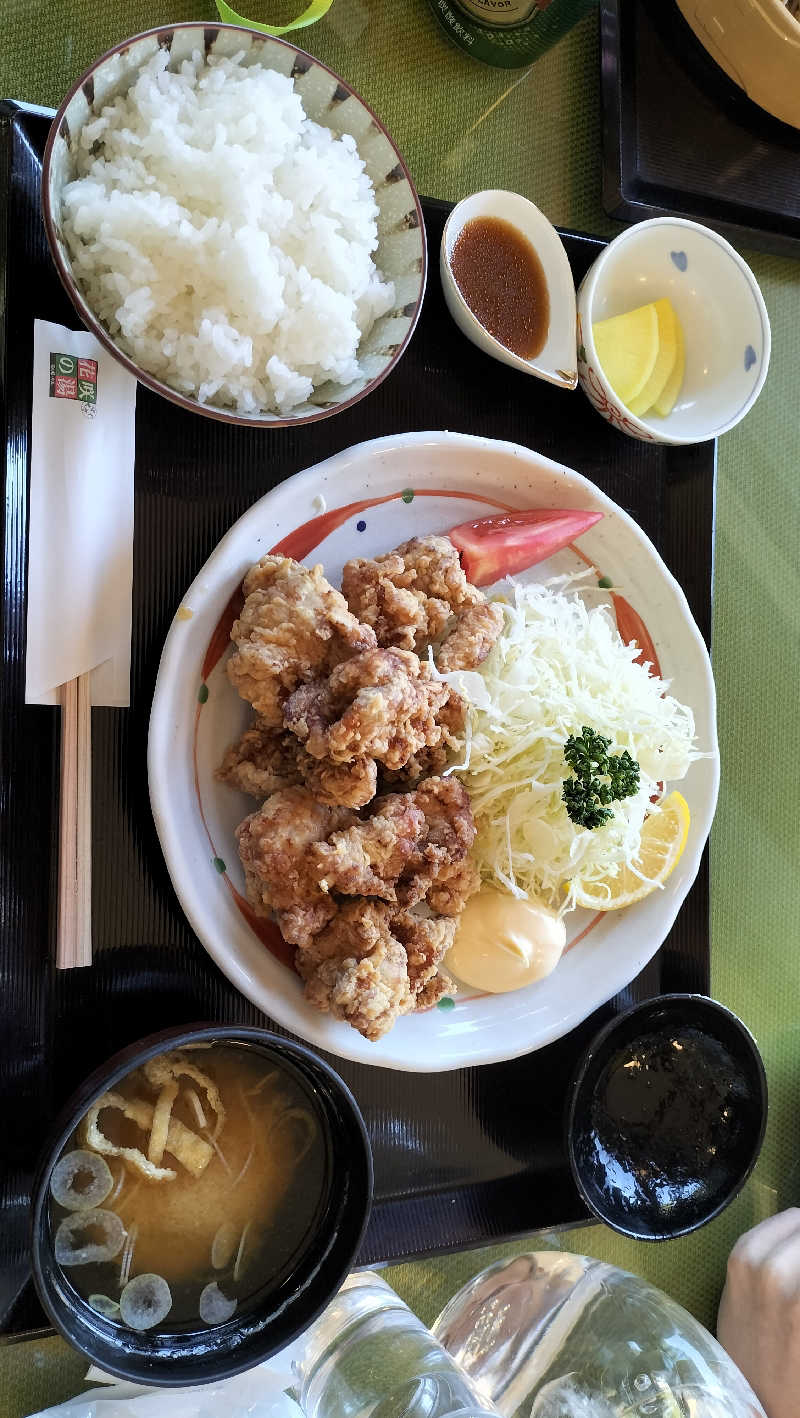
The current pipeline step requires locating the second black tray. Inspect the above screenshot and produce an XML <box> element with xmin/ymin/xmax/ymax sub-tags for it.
<box><xmin>601</xmin><ymin>0</ymin><xmax>800</xmax><ymax>258</ymax></box>
<box><xmin>0</xmin><ymin>100</ymin><xmax>714</xmax><ymax>1339</ymax></box>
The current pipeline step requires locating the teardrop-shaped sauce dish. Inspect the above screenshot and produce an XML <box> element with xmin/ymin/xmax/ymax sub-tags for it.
<box><xmin>441</xmin><ymin>189</ymin><xmax>578</xmax><ymax>390</ymax></box>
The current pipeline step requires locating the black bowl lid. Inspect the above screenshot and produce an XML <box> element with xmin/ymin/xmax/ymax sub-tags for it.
<box><xmin>566</xmin><ymin>994</ymin><xmax>767</xmax><ymax>1241</ymax></box>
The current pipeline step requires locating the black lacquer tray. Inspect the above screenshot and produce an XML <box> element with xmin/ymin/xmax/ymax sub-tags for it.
<box><xmin>0</xmin><ymin>100</ymin><xmax>714</xmax><ymax>1339</ymax></box>
<box><xmin>601</xmin><ymin>0</ymin><xmax>800</xmax><ymax>258</ymax></box>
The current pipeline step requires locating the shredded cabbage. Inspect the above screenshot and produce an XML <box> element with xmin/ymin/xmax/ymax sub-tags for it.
<box><xmin>447</xmin><ymin>574</ymin><xmax>702</xmax><ymax>913</ymax></box>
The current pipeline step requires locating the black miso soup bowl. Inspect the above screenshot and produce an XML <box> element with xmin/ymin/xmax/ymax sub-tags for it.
<box><xmin>31</xmin><ymin>1023</ymin><xmax>373</xmax><ymax>1385</ymax></box>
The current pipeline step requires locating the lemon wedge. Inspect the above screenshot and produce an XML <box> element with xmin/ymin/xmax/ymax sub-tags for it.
<box><xmin>571</xmin><ymin>791</ymin><xmax>691</xmax><ymax>911</ymax></box>
<box><xmin>627</xmin><ymin>299</ymin><xmax>679</xmax><ymax>416</ymax></box>
<box><xmin>651</xmin><ymin>310</ymin><xmax>685</xmax><ymax>417</ymax></box>
<box><xmin>591</xmin><ymin>302</ymin><xmax>659</xmax><ymax>404</ymax></box>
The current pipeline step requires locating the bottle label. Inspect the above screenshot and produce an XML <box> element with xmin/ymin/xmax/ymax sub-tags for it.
<box><xmin>455</xmin><ymin>0</ymin><xmax>543</xmax><ymax>26</ymax></box>
<box><xmin>426</xmin><ymin>0</ymin><xmax>594</xmax><ymax>66</ymax></box>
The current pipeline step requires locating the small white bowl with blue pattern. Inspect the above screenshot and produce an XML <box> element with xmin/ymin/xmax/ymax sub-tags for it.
<box><xmin>576</xmin><ymin>217</ymin><xmax>770</xmax><ymax>445</ymax></box>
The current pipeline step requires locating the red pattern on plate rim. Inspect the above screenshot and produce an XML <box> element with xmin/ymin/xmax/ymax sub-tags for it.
<box><xmin>191</xmin><ymin>485</ymin><xmax>659</xmax><ymax>1008</ymax></box>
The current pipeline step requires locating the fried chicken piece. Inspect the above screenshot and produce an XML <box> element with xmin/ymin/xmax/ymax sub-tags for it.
<box><xmin>426</xmin><ymin>857</ymin><xmax>482</xmax><ymax>916</ymax></box>
<box><xmin>236</xmin><ymin>788</ymin><xmax>355</xmax><ymax>946</ymax></box>
<box><xmin>438</xmin><ymin>690</ymin><xmax>468</xmax><ymax>737</ymax></box>
<box><xmin>412</xmin><ymin>776</ymin><xmax>477</xmax><ymax>854</ymax></box>
<box><xmin>310</xmin><ymin>795</ymin><xmax>426</xmax><ymax>901</ymax></box>
<box><xmin>378</xmin><ymin>693</ymin><xmax>467</xmax><ymax>788</ymax></box>
<box><xmin>414</xmin><ymin>973</ymin><xmax>450</xmax><ymax>1010</ymax></box>
<box><xmin>379</xmin><ymin>741</ymin><xmax>450</xmax><ymax>790</ymax></box>
<box><xmin>342</xmin><ymin>535</ymin><xmax>503</xmax><ymax>670</ymax></box>
<box><xmin>436</xmin><ymin>601</ymin><xmax>505</xmax><ymax>673</ymax></box>
<box><xmin>309</xmin><ymin>776</ymin><xmax>479</xmax><ymax>915</ymax></box>
<box><xmin>236</xmin><ymin>776</ymin><xmax>478</xmax><ymax>1041</ymax></box>
<box><xmin>392</xmin><ymin>910</ymin><xmax>456</xmax><ymax>1001</ymax></box>
<box><xmin>306</xmin><ymin>756</ymin><xmax>378</xmax><ymax>811</ymax></box>
<box><xmin>298</xmin><ymin>904</ymin><xmax>455</xmax><ymax>1038</ymax></box>
<box><xmin>283</xmin><ymin>648</ymin><xmax>451</xmax><ymax>771</ymax></box>
<box><xmin>217</xmin><ymin>720</ymin><xmax>306</xmax><ymax>798</ymax></box>
<box><xmin>395</xmin><ymin>777</ymin><xmax>480</xmax><ymax>912</ymax></box>
<box><xmin>227</xmin><ymin>556</ymin><xmax>376</xmax><ymax>727</ymax></box>
<box><xmin>342</xmin><ymin>550</ymin><xmax>444</xmax><ymax>653</ymax></box>
<box><xmin>297</xmin><ymin>901</ymin><xmax>414</xmax><ymax>1041</ymax></box>
<box><xmin>342</xmin><ymin>535</ymin><xmax>477</xmax><ymax>650</ymax></box>
<box><xmin>218</xmin><ymin>718</ymin><xmax>377</xmax><ymax>809</ymax></box>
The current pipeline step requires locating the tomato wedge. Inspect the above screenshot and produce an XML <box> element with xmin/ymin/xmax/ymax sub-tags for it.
<box><xmin>448</xmin><ymin>508</ymin><xmax>602</xmax><ymax>586</ymax></box>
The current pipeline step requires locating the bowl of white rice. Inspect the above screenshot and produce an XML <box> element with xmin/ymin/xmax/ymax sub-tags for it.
<box><xmin>42</xmin><ymin>23</ymin><xmax>426</xmax><ymax>425</ymax></box>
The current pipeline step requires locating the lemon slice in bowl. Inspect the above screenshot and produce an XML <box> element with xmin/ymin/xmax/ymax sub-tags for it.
<box><xmin>572</xmin><ymin>791</ymin><xmax>691</xmax><ymax>911</ymax></box>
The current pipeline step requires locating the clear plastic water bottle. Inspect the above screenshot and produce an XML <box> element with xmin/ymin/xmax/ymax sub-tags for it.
<box><xmin>293</xmin><ymin>1273</ymin><xmax>501</xmax><ymax>1418</ymax></box>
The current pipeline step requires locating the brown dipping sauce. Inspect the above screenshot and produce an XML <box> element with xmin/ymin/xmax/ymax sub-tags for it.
<box><xmin>450</xmin><ymin>216</ymin><xmax>550</xmax><ymax>360</ymax></box>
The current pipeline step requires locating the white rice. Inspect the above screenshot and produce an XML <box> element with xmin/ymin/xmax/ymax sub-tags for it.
<box><xmin>61</xmin><ymin>48</ymin><xmax>395</xmax><ymax>414</ymax></box>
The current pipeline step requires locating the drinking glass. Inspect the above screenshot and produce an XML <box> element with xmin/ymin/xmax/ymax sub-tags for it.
<box><xmin>433</xmin><ymin>1252</ymin><xmax>766</xmax><ymax>1417</ymax></box>
<box><xmin>293</xmin><ymin>1273</ymin><xmax>501</xmax><ymax>1418</ymax></box>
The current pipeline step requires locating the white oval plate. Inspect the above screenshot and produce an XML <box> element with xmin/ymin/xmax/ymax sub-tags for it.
<box><xmin>148</xmin><ymin>431</ymin><xmax>719</xmax><ymax>1072</ymax></box>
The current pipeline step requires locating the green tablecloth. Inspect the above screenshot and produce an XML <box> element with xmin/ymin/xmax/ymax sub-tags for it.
<box><xmin>2</xmin><ymin>1</ymin><xmax>799</xmax><ymax>1412</ymax></box>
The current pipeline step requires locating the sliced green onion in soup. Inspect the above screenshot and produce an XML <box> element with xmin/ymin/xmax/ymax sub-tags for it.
<box><xmin>55</xmin><ymin>1210</ymin><xmax>125</xmax><ymax>1266</ymax></box>
<box><xmin>119</xmin><ymin>1274</ymin><xmax>172</xmax><ymax>1331</ymax></box>
<box><xmin>51</xmin><ymin>1151</ymin><xmax>114</xmax><ymax>1211</ymax></box>
<box><xmin>211</xmin><ymin>1220</ymin><xmax>238</xmax><ymax>1270</ymax></box>
<box><xmin>199</xmin><ymin>1282</ymin><xmax>237</xmax><ymax>1325</ymax></box>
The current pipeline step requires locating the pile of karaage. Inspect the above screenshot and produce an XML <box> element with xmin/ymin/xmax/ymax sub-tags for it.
<box><xmin>217</xmin><ymin>535</ymin><xmax>503</xmax><ymax>1041</ymax></box>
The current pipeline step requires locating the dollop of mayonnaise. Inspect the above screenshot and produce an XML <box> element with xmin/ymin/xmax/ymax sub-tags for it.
<box><xmin>445</xmin><ymin>889</ymin><xmax>566</xmax><ymax>993</ymax></box>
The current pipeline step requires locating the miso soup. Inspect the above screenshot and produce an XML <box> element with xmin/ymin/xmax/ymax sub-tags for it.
<box><xmin>48</xmin><ymin>1044</ymin><xmax>328</xmax><ymax>1332</ymax></box>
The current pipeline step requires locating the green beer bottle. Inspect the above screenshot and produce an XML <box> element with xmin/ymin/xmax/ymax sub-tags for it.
<box><xmin>425</xmin><ymin>0</ymin><xmax>597</xmax><ymax>68</ymax></box>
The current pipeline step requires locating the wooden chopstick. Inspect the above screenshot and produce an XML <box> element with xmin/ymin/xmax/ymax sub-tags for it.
<box><xmin>56</xmin><ymin>671</ymin><xmax>92</xmax><ymax>969</ymax></box>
